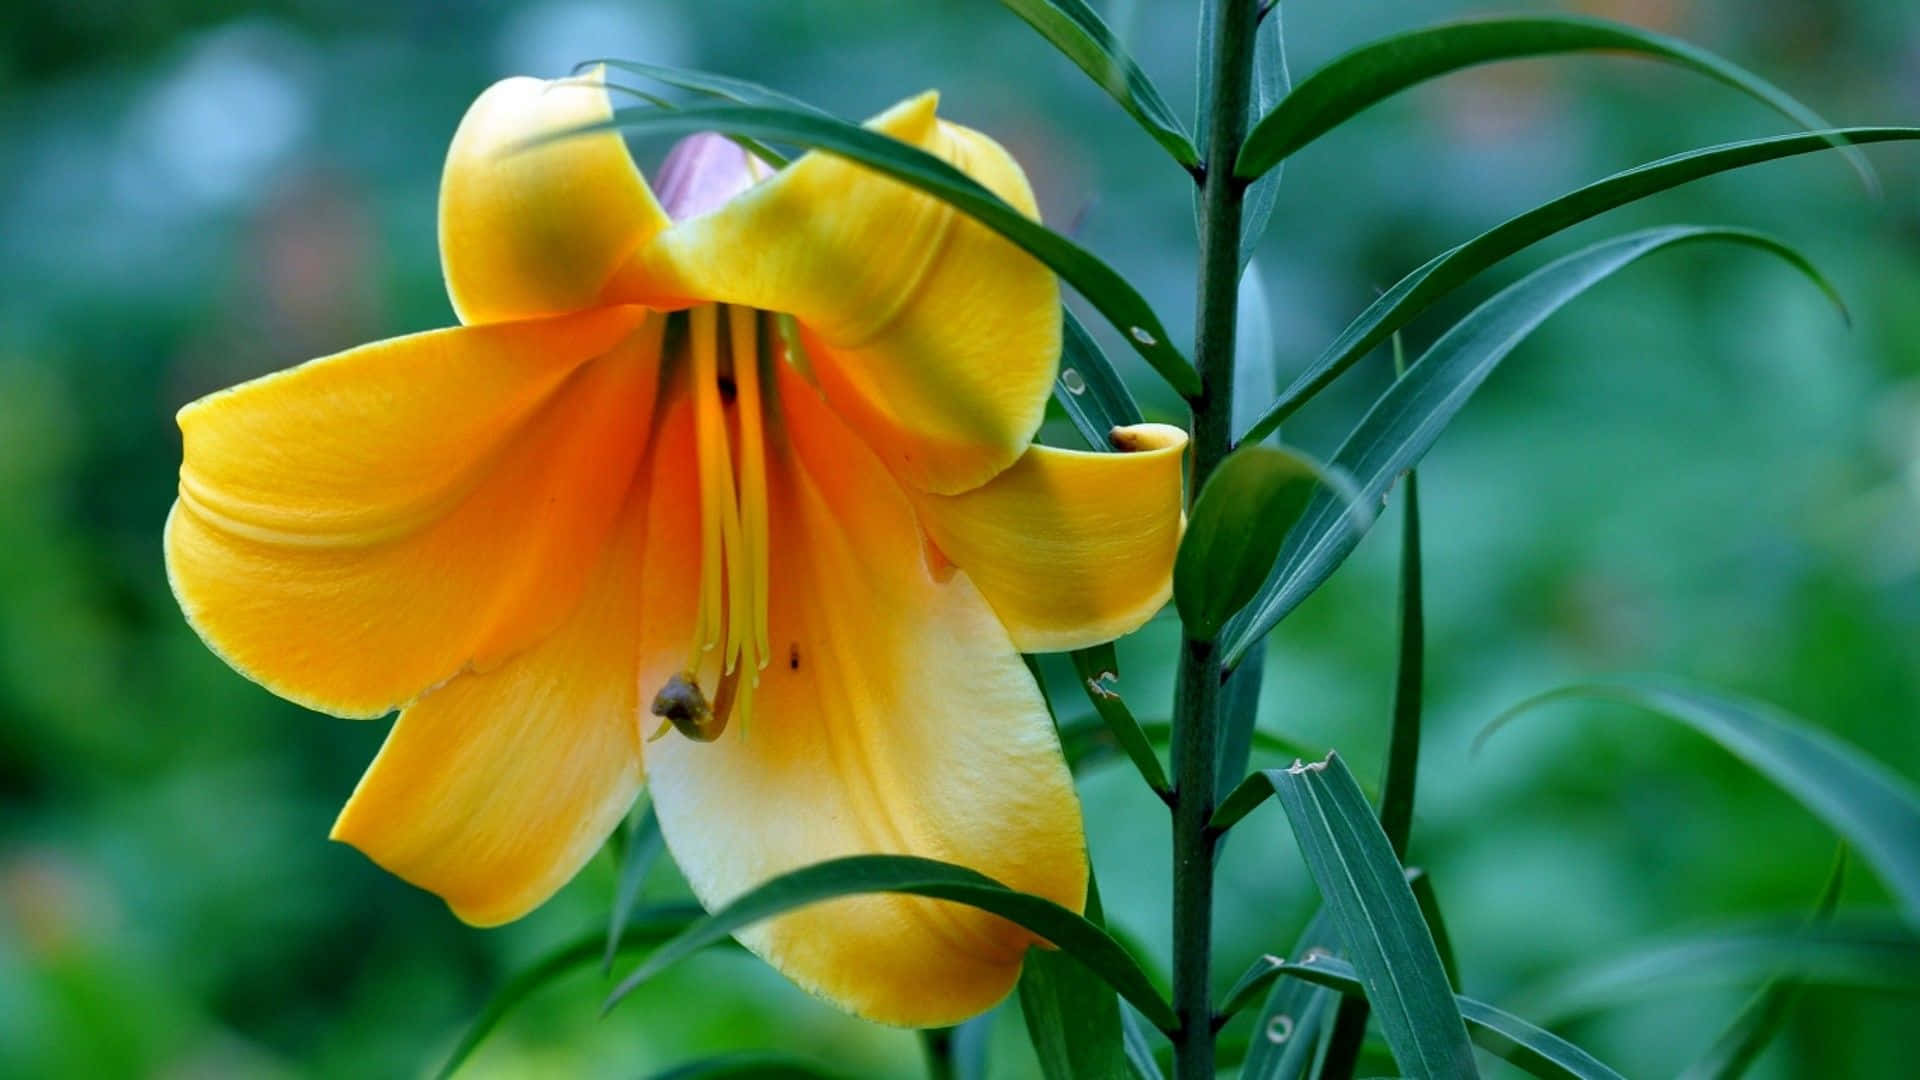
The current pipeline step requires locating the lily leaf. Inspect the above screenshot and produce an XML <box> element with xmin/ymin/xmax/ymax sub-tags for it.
<box><xmin>652</xmin><ymin>1054</ymin><xmax>849</xmax><ymax>1079</ymax></box>
<box><xmin>1235</xmin><ymin>14</ymin><xmax>1874</xmax><ymax>187</ymax></box>
<box><xmin>604</xmin><ymin>854</ymin><xmax>1178</xmax><ymax>1033</ymax></box>
<box><xmin>998</xmin><ymin>0</ymin><xmax>1198</xmax><ymax>167</ymax></box>
<box><xmin>585</xmin><ymin>59</ymin><xmax>832</xmax><ymax>117</ymax></box>
<box><xmin>1056</xmin><ymin>308</ymin><xmax>1147</xmax><ymax>450</ymax></box>
<box><xmin>1260</xmin><ymin>754</ymin><xmax>1478</xmax><ymax>1078</ymax></box>
<box><xmin>1239</xmin><ymin>126</ymin><xmax>1920</xmax><ymax>444</ymax></box>
<box><xmin>604</xmin><ymin>802</ymin><xmax>666</xmax><ymax>973</ymax></box>
<box><xmin>1237</xmin><ymin>909</ymin><xmax>1339</xmax><ymax>1079</ymax></box>
<box><xmin>1515</xmin><ymin>918</ymin><xmax>1920</xmax><ymax>1024</ymax></box>
<box><xmin>579</xmin><ymin>104</ymin><xmax>1200</xmax><ymax>396</ymax></box>
<box><xmin>1175</xmin><ymin>444</ymin><xmax>1357</xmax><ymax>641</ymax></box>
<box><xmin>1070</xmin><ymin>648</ymin><xmax>1171</xmax><ymax>797</ymax></box>
<box><xmin>436</xmin><ymin>904</ymin><xmax>705</xmax><ymax>1079</ymax></box>
<box><xmin>1018</xmin><ymin>876</ymin><xmax>1134</xmax><ymax>1080</ymax></box>
<box><xmin>1218</xmin><ymin>225</ymin><xmax>1842</xmax><ymax>670</ymax></box>
<box><xmin>1239</xmin><ymin>4</ymin><xmax>1293</xmax><ymax>268</ymax></box>
<box><xmin>1482</xmin><ymin>679</ymin><xmax>1920</xmax><ymax>924</ymax></box>
<box><xmin>1277</xmin><ymin>955</ymin><xmax>1627</xmax><ymax>1080</ymax></box>
<box><xmin>1679</xmin><ymin>849</ymin><xmax>1846</xmax><ymax>1080</ymax></box>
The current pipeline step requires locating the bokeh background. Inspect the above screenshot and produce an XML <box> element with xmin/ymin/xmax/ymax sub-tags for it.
<box><xmin>3</xmin><ymin>0</ymin><xmax>1917</xmax><ymax>1075</ymax></box>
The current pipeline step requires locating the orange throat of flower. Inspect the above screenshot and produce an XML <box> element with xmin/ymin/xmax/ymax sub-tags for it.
<box><xmin>650</xmin><ymin>303</ymin><xmax>774</xmax><ymax>744</ymax></box>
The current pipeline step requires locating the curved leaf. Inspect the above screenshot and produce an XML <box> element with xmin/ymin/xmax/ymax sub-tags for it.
<box><xmin>999</xmin><ymin>0</ymin><xmax>1197</xmax><ymax>167</ymax></box>
<box><xmin>1218</xmin><ymin>226</ymin><xmax>1841</xmax><ymax>670</ymax></box>
<box><xmin>1238</xmin><ymin>909</ymin><xmax>1339</xmax><ymax>1080</ymax></box>
<box><xmin>571</xmin><ymin>104</ymin><xmax>1200</xmax><ymax>396</ymax></box>
<box><xmin>586</xmin><ymin>59</ymin><xmax>832</xmax><ymax>116</ymax></box>
<box><xmin>1056</xmin><ymin>308</ymin><xmax>1147</xmax><ymax>450</ymax></box>
<box><xmin>1260</xmin><ymin>755</ymin><xmax>1478</xmax><ymax>1077</ymax></box>
<box><xmin>604</xmin><ymin>854</ymin><xmax>1178</xmax><ymax>1032</ymax></box>
<box><xmin>1176</xmin><ymin>445</ymin><xmax>1334</xmax><ymax>641</ymax></box>
<box><xmin>604</xmin><ymin>802</ymin><xmax>666</xmax><ymax>972</ymax></box>
<box><xmin>1019</xmin><ymin>877</ymin><xmax>1132</xmax><ymax>1080</ymax></box>
<box><xmin>1679</xmin><ymin>849</ymin><xmax>1846</xmax><ymax>1080</ymax></box>
<box><xmin>1240</xmin><ymin>126</ymin><xmax>1920</xmax><ymax>443</ymax></box>
<box><xmin>436</xmin><ymin>905</ymin><xmax>705</xmax><ymax>1079</ymax></box>
<box><xmin>651</xmin><ymin>1054</ymin><xmax>849</xmax><ymax>1079</ymax></box>
<box><xmin>1235</xmin><ymin>14</ymin><xmax>1873</xmax><ymax>185</ymax></box>
<box><xmin>1240</xmin><ymin>6</ymin><xmax>1294</xmax><ymax>266</ymax></box>
<box><xmin>1515</xmin><ymin>919</ymin><xmax>1920</xmax><ymax>1023</ymax></box>
<box><xmin>1278</xmin><ymin>955</ymin><xmax>1628</xmax><ymax>1080</ymax></box>
<box><xmin>1071</xmin><ymin>648</ymin><xmax>1171</xmax><ymax>797</ymax></box>
<box><xmin>1483</xmin><ymin>679</ymin><xmax>1920</xmax><ymax>924</ymax></box>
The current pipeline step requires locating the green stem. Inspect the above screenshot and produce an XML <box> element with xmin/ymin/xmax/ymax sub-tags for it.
<box><xmin>1173</xmin><ymin>2</ymin><xmax>1259</xmax><ymax>1077</ymax></box>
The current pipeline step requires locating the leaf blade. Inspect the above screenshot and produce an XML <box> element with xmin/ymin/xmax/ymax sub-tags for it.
<box><xmin>1263</xmin><ymin>754</ymin><xmax>1478</xmax><ymax>1077</ymax></box>
<box><xmin>1235</xmin><ymin>14</ymin><xmax>1874</xmax><ymax>185</ymax></box>
<box><xmin>1240</xmin><ymin>126</ymin><xmax>1920</xmax><ymax>444</ymax></box>
<box><xmin>1484</xmin><ymin>679</ymin><xmax>1920</xmax><ymax>924</ymax></box>
<box><xmin>604</xmin><ymin>854</ymin><xmax>1177</xmax><ymax>1032</ymax></box>
<box><xmin>998</xmin><ymin>0</ymin><xmax>1198</xmax><ymax>167</ymax></box>
<box><xmin>1056</xmin><ymin>308</ymin><xmax>1147</xmax><ymax>450</ymax></box>
<box><xmin>1219</xmin><ymin>225</ymin><xmax>1842</xmax><ymax>670</ymax></box>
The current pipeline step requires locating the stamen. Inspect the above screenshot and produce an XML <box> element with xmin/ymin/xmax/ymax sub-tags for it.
<box><xmin>729</xmin><ymin>305</ymin><xmax>773</xmax><ymax>677</ymax></box>
<box><xmin>687</xmin><ymin>306</ymin><xmax>747</xmax><ymax>672</ymax></box>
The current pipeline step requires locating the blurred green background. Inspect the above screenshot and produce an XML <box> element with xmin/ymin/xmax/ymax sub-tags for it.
<box><xmin>2</xmin><ymin>0</ymin><xmax>1916</xmax><ymax>1076</ymax></box>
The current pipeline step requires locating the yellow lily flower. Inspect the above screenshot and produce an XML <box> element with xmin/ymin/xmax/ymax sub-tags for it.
<box><xmin>163</xmin><ymin>71</ymin><xmax>1187</xmax><ymax>1026</ymax></box>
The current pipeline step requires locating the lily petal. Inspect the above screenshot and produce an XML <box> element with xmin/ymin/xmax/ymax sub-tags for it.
<box><xmin>913</xmin><ymin>423</ymin><xmax>1189</xmax><ymax>653</ymax></box>
<box><xmin>440</xmin><ymin>70</ymin><xmax>670</xmax><ymax>324</ymax></box>
<box><xmin>165</xmin><ymin>307</ymin><xmax>660</xmax><ymax>718</ymax></box>
<box><xmin>645</xmin><ymin>369</ymin><xmax>1088</xmax><ymax>1026</ymax></box>
<box><xmin>621</xmin><ymin>93</ymin><xmax>1060</xmax><ymax>495</ymax></box>
<box><xmin>329</xmin><ymin>466</ymin><xmax>655</xmax><ymax>926</ymax></box>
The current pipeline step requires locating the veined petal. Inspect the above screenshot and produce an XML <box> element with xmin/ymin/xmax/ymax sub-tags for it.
<box><xmin>329</xmin><ymin>469</ymin><xmax>654</xmax><ymax>926</ymax></box>
<box><xmin>619</xmin><ymin>93</ymin><xmax>1060</xmax><ymax>495</ymax></box>
<box><xmin>645</xmin><ymin>369</ymin><xmax>1088</xmax><ymax>1026</ymax></box>
<box><xmin>912</xmin><ymin>423</ymin><xmax>1189</xmax><ymax>653</ymax></box>
<box><xmin>440</xmin><ymin>70</ymin><xmax>670</xmax><ymax>324</ymax></box>
<box><xmin>165</xmin><ymin>307</ymin><xmax>661</xmax><ymax>717</ymax></box>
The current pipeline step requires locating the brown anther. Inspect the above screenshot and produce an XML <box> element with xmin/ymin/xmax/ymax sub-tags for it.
<box><xmin>651</xmin><ymin>672</ymin><xmax>726</xmax><ymax>742</ymax></box>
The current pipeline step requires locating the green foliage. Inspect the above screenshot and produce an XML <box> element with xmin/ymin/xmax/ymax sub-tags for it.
<box><xmin>1234</xmin><ymin>15</ymin><xmax>1869</xmax><ymax>183</ymax></box>
<box><xmin>1255</xmin><ymin>753</ymin><xmax>1477</xmax><ymax>1078</ymax></box>
<box><xmin>996</xmin><ymin>0</ymin><xmax>1198</xmax><ymax>168</ymax></box>
<box><xmin>1486</xmin><ymin>680</ymin><xmax>1920</xmax><ymax>922</ymax></box>
<box><xmin>1055</xmin><ymin>308</ymin><xmax>1147</xmax><ymax>449</ymax></box>
<box><xmin>1219</xmin><ymin>225</ymin><xmax>1844</xmax><ymax>670</ymax></box>
<box><xmin>1175</xmin><ymin>445</ymin><xmax>1343</xmax><ymax>641</ymax></box>
<box><xmin>604</xmin><ymin>854</ymin><xmax>1178</xmax><ymax>1032</ymax></box>
<box><xmin>1017</xmin><ymin>880</ymin><xmax>1135</xmax><ymax>1080</ymax></box>
<box><xmin>1070</xmin><ymin>645</ymin><xmax>1172</xmax><ymax>798</ymax></box>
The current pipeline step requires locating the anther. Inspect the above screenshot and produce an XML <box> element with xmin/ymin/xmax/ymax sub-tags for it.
<box><xmin>651</xmin><ymin>672</ymin><xmax>727</xmax><ymax>742</ymax></box>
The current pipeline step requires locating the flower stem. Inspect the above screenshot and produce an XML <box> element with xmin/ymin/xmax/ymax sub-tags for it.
<box><xmin>1173</xmin><ymin>1</ymin><xmax>1259</xmax><ymax>1077</ymax></box>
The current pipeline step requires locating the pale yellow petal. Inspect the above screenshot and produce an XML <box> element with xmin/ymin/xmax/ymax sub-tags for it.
<box><xmin>440</xmin><ymin>70</ymin><xmax>670</xmax><ymax>324</ymax></box>
<box><xmin>644</xmin><ymin>369</ymin><xmax>1088</xmax><ymax>1026</ymax></box>
<box><xmin>617</xmin><ymin>93</ymin><xmax>1060</xmax><ymax>494</ymax></box>
<box><xmin>329</xmin><ymin>467</ymin><xmax>657</xmax><ymax>926</ymax></box>
<box><xmin>913</xmin><ymin>423</ymin><xmax>1188</xmax><ymax>653</ymax></box>
<box><xmin>165</xmin><ymin>307</ymin><xmax>661</xmax><ymax>717</ymax></box>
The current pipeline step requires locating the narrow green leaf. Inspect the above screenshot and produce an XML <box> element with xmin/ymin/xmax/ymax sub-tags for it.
<box><xmin>1240</xmin><ymin>908</ymin><xmax>1339</xmax><ymax>1080</ymax></box>
<box><xmin>1176</xmin><ymin>445</ymin><xmax>1357</xmax><ymax>641</ymax></box>
<box><xmin>604</xmin><ymin>854</ymin><xmax>1177</xmax><ymax>1032</ymax></box>
<box><xmin>1120</xmin><ymin>1003</ymin><xmax>1166</xmax><ymax>1080</ymax></box>
<box><xmin>998</xmin><ymin>0</ymin><xmax>1198</xmax><ymax>167</ymax></box>
<box><xmin>1232</xmin><ymin>260</ymin><xmax>1280</xmax><ymax>446</ymax></box>
<box><xmin>1516</xmin><ymin>919</ymin><xmax>1920</xmax><ymax>1023</ymax></box>
<box><xmin>1219</xmin><ymin>225</ymin><xmax>1843</xmax><ymax>670</ymax></box>
<box><xmin>436</xmin><ymin>905</ymin><xmax>705</xmax><ymax>1079</ymax></box>
<box><xmin>586</xmin><ymin>59</ymin><xmax>832</xmax><ymax>116</ymax></box>
<box><xmin>604</xmin><ymin>803</ymin><xmax>666</xmax><ymax>973</ymax></box>
<box><xmin>1240</xmin><ymin>126</ymin><xmax>1919</xmax><ymax>444</ymax></box>
<box><xmin>1019</xmin><ymin>876</ymin><xmax>1133</xmax><ymax>1080</ymax></box>
<box><xmin>1405</xmin><ymin>868</ymin><xmax>1460</xmax><ymax>994</ymax></box>
<box><xmin>650</xmin><ymin>1054</ymin><xmax>848</xmax><ymax>1079</ymax></box>
<box><xmin>1235</xmin><ymin>14</ymin><xmax>1875</xmax><ymax>188</ymax></box>
<box><xmin>1379</xmin><ymin>335</ymin><xmax>1423</xmax><ymax>862</ymax></box>
<box><xmin>1263</xmin><ymin>754</ymin><xmax>1478</xmax><ymax>1077</ymax></box>
<box><xmin>1070</xmin><ymin>649</ymin><xmax>1172</xmax><ymax>797</ymax></box>
<box><xmin>571</xmin><ymin>104</ymin><xmax>1200</xmax><ymax>396</ymax></box>
<box><xmin>1215</xmin><ymin>645</ymin><xmax>1269</xmax><ymax>798</ymax></box>
<box><xmin>1483</xmin><ymin>679</ymin><xmax>1920</xmax><ymax>924</ymax></box>
<box><xmin>1056</xmin><ymin>308</ymin><xmax>1147</xmax><ymax>450</ymax></box>
<box><xmin>1679</xmin><ymin>849</ymin><xmax>1846</xmax><ymax>1080</ymax></box>
<box><xmin>1240</xmin><ymin>4</ymin><xmax>1294</xmax><ymax>268</ymax></box>
<box><xmin>1277</xmin><ymin>955</ymin><xmax>1627</xmax><ymax>1080</ymax></box>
